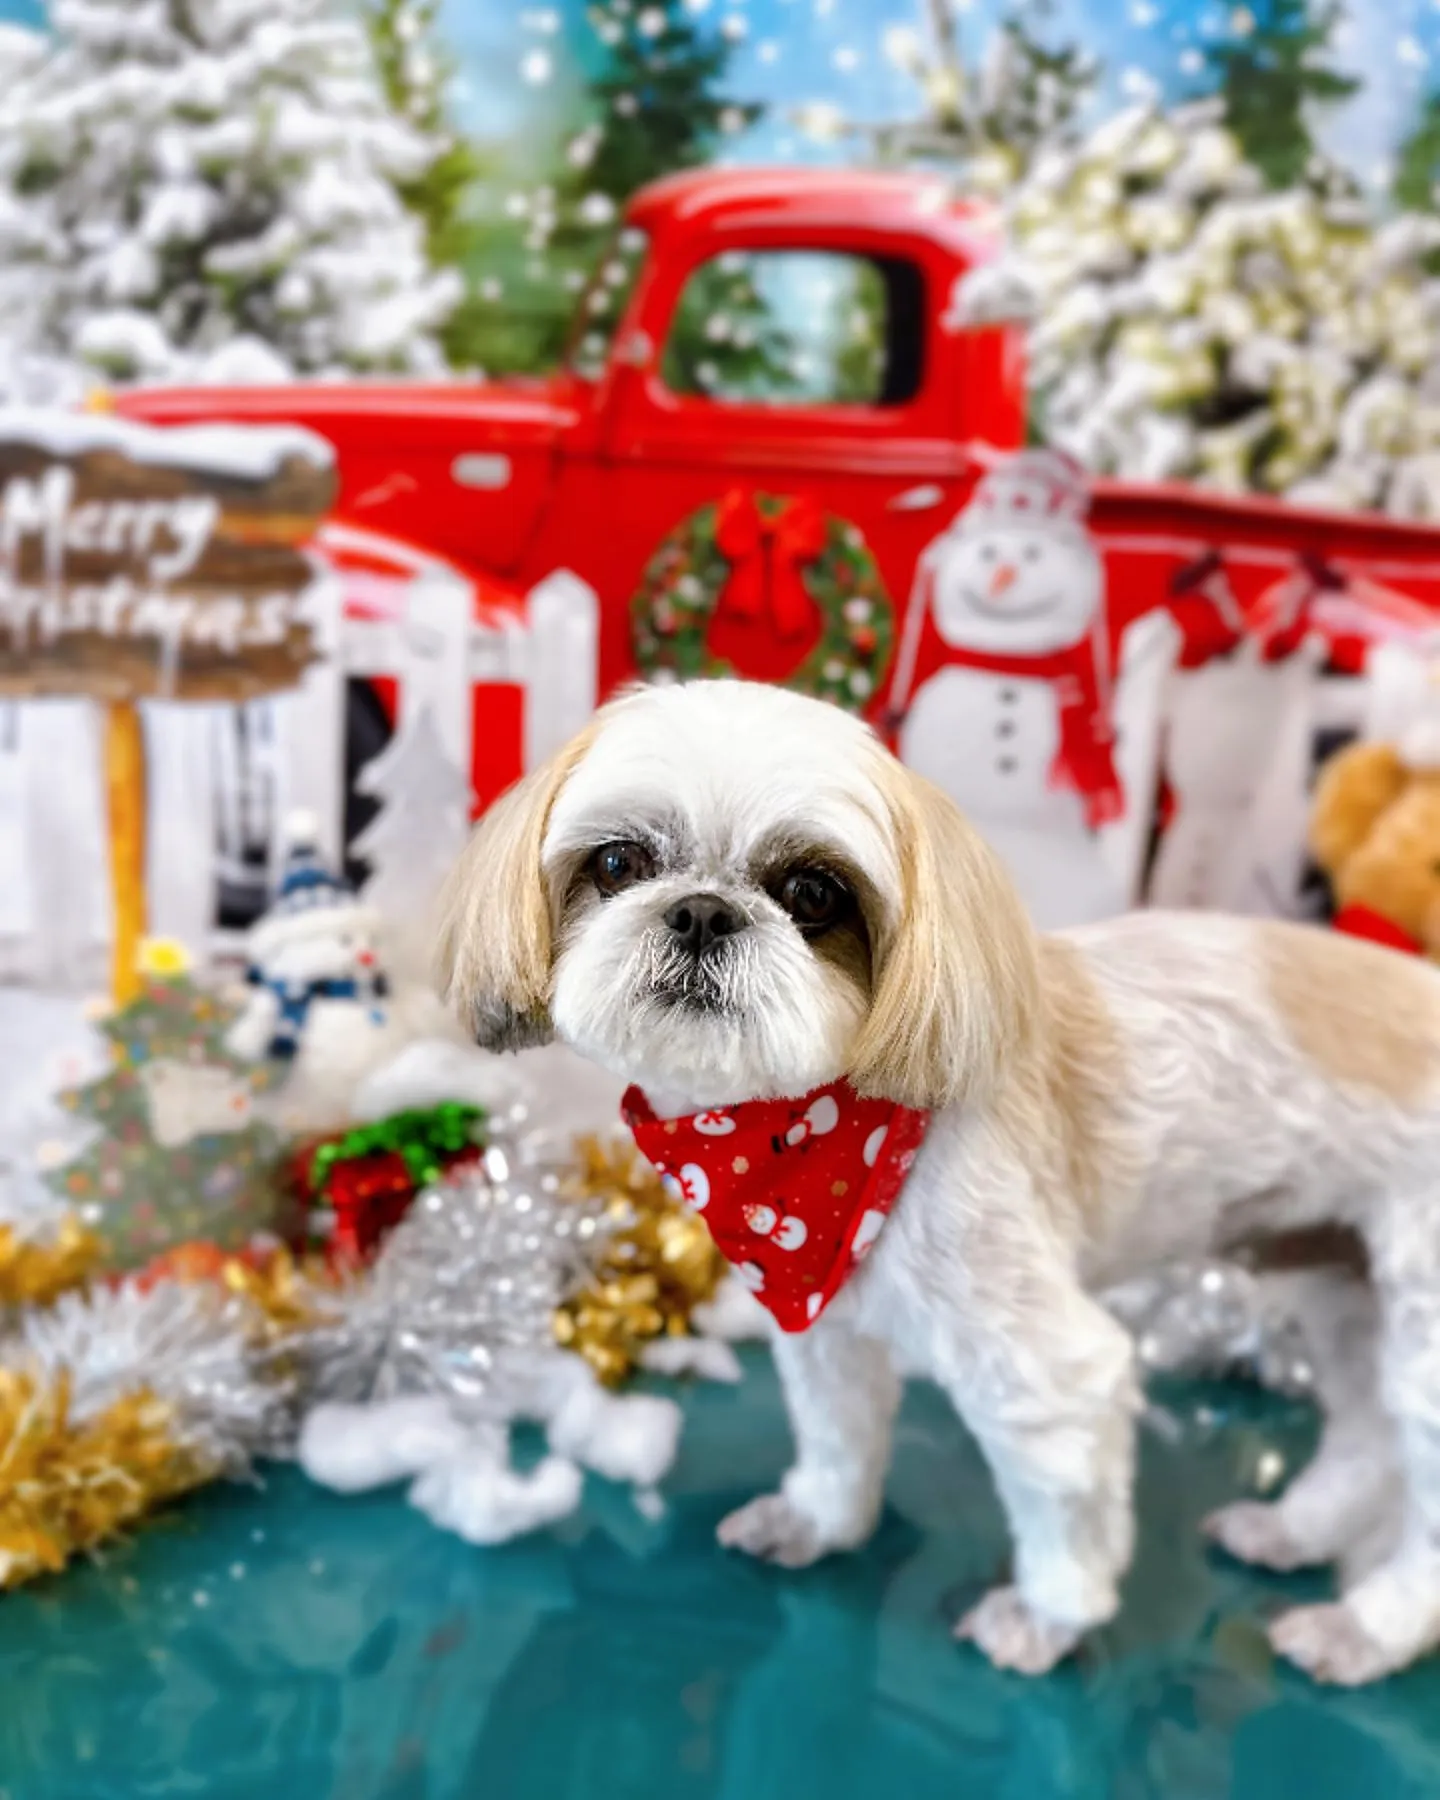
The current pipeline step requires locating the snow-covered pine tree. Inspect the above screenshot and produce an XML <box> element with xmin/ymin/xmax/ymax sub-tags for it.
<box><xmin>0</xmin><ymin>0</ymin><xmax>463</xmax><ymax>387</ymax></box>
<box><xmin>352</xmin><ymin>706</ymin><xmax>473</xmax><ymax>980</ymax></box>
<box><xmin>843</xmin><ymin>0</ymin><xmax>1097</xmax><ymax>192</ymax></box>
<box><xmin>956</xmin><ymin>100</ymin><xmax>1440</xmax><ymax>517</ymax></box>
<box><xmin>364</xmin><ymin>0</ymin><xmax>486</xmax><ymax>372</ymax></box>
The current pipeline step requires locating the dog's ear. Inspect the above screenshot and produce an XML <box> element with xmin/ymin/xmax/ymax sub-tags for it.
<box><xmin>434</xmin><ymin>725</ymin><xmax>597</xmax><ymax>1052</ymax></box>
<box><xmin>849</xmin><ymin>757</ymin><xmax>1041</xmax><ymax>1110</ymax></box>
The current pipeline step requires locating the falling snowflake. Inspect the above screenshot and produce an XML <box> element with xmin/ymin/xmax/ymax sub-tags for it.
<box><xmin>637</xmin><ymin>5</ymin><xmax>667</xmax><ymax>35</ymax></box>
<box><xmin>720</xmin><ymin>13</ymin><xmax>747</xmax><ymax>39</ymax></box>
<box><xmin>1120</xmin><ymin>66</ymin><xmax>1159</xmax><ymax>101</ymax></box>
<box><xmin>882</xmin><ymin>25</ymin><xmax>922</xmax><ymax>70</ymax></box>
<box><xmin>578</xmin><ymin>192</ymin><xmax>618</xmax><ymax>226</ymax></box>
<box><xmin>833</xmin><ymin>45</ymin><xmax>859</xmax><ymax>72</ymax></box>
<box><xmin>478</xmin><ymin>277</ymin><xmax>502</xmax><ymax>301</ymax></box>
<box><xmin>567</xmin><ymin>128</ymin><xmax>601</xmax><ymax>168</ymax></box>
<box><xmin>757</xmin><ymin>39</ymin><xmax>780</xmax><ymax>64</ymax></box>
<box><xmin>1230</xmin><ymin>5</ymin><xmax>1255</xmax><ymax>33</ymax></box>
<box><xmin>719</xmin><ymin>105</ymin><xmax>747</xmax><ymax>133</ymax></box>
<box><xmin>613</xmin><ymin>91</ymin><xmax>639</xmax><ymax>116</ymax></box>
<box><xmin>520</xmin><ymin>49</ymin><xmax>552</xmax><ymax>84</ymax></box>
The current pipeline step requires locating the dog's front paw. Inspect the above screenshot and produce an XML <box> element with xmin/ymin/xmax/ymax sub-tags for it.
<box><xmin>1203</xmin><ymin>1500</ymin><xmax>1313</xmax><ymax>1572</ymax></box>
<box><xmin>955</xmin><ymin>1585</ymin><xmax>1083</xmax><ymax>1675</ymax></box>
<box><xmin>1269</xmin><ymin>1602</ymin><xmax>1398</xmax><ymax>1686</ymax></box>
<box><xmin>717</xmin><ymin>1493</ymin><xmax>826</xmax><ymax>1568</ymax></box>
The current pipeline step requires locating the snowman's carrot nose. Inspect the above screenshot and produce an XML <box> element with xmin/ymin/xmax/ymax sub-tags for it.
<box><xmin>989</xmin><ymin>563</ymin><xmax>1019</xmax><ymax>597</ymax></box>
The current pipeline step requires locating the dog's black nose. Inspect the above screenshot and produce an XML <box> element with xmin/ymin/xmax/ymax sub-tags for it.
<box><xmin>664</xmin><ymin>893</ymin><xmax>744</xmax><ymax>957</ymax></box>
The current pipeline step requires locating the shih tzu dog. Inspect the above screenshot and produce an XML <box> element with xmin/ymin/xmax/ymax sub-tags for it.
<box><xmin>436</xmin><ymin>677</ymin><xmax>1440</xmax><ymax>1686</ymax></box>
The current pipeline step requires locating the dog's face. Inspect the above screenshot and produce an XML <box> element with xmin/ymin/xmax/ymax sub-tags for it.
<box><xmin>437</xmin><ymin>681</ymin><xmax>1037</xmax><ymax>1110</ymax></box>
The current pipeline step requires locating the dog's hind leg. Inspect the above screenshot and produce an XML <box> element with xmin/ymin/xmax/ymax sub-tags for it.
<box><xmin>1206</xmin><ymin>1269</ymin><xmax>1397</xmax><ymax>1573</ymax></box>
<box><xmin>1272</xmin><ymin>1202</ymin><xmax>1440</xmax><ymax>1684</ymax></box>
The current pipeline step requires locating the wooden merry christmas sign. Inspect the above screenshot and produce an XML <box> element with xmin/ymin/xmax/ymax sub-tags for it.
<box><xmin>0</xmin><ymin>410</ymin><xmax>337</xmax><ymax>701</ymax></box>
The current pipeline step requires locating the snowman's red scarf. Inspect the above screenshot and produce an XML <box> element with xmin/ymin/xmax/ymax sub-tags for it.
<box><xmin>940</xmin><ymin>638</ymin><xmax>1122</xmax><ymax>827</ymax></box>
<box><xmin>622</xmin><ymin>1079</ymin><xmax>930</xmax><ymax>1332</ymax></box>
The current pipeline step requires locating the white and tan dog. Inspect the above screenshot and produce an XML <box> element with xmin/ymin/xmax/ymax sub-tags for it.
<box><xmin>436</xmin><ymin>678</ymin><xmax>1440</xmax><ymax>1686</ymax></box>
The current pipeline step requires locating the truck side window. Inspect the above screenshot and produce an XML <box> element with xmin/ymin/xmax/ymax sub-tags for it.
<box><xmin>661</xmin><ymin>251</ymin><xmax>925</xmax><ymax>408</ymax></box>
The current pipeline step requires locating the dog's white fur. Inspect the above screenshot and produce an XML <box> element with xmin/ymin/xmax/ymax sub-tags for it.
<box><xmin>436</xmin><ymin>679</ymin><xmax>1440</xmax><ymax>1685</ymax></box>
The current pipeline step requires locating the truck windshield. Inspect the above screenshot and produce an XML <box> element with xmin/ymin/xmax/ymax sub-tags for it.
<box><xmin>567</xmin><ymin>227</ymin><xmax>649</xmax><ymax>381</ymax></box>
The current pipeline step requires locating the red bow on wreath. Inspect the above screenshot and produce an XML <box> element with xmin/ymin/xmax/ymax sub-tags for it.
<box><xmin>714</xmin><ymin>489</ymin><xmax>826</xmax><ymax>640</ymax></box>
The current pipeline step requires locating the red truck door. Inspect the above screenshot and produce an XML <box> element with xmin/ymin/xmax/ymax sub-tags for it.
<box><xmin>550</xmin><ymin>220</ymin><xmax>1020</xmax><ymax>713</ymax></box>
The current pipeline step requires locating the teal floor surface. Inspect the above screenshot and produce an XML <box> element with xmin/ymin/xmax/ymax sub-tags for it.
<box><xmin>0</xmin><ymin>1349</ymin><xmax>1437</xmax><ymax>1800</ymax></box>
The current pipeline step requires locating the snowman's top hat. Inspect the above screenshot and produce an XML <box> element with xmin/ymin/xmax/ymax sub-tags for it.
<box><xmin>267</xmin><ymin>808</ymin><xmax>354</xmax><ymax>919</ymax></box>
<box><xmin>963</xmin><ymin>449</ymin><xmax>1091</xmax><ymax>533</ymax></box>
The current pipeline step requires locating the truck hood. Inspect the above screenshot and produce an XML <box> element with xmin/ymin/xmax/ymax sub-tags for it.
<box><xmin>114</xmin><ymin>371</ymin><xmax>584</xmax><ymax>454</ymax></box>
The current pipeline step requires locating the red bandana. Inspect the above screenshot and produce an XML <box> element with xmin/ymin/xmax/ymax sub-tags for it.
<box><xmin>622</xmin><ymin>1080</ymin><xmax>930</xmax><ymax>1333</ymax></box>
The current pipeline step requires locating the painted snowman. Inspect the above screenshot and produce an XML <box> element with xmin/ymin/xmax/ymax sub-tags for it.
<box><xmin>899</xmin><ymin>451</ymin><xmax>1126</xmax><ymax>930</ymax></box>
<box><xmin>226</xmin><ymin>812</ymin><xmax>400</xmax><ymax>1130</ymax></box>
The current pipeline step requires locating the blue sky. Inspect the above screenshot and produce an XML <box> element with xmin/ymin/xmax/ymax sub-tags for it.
<box><xmin>433</xmin><ymin>0</ymin><xmax>1440</xmax><ymax>192</ymax></box>
<box><xmin>1</xmin><ymin>0</ymin><xmax>1436</xmax><ymax>190</ymax></box>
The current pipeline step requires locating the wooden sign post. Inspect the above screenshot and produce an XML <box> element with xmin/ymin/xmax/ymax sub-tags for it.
<box><xmin>0</xmin><ymin>411</ymin><xmax>338</xmax><ymax>999</ymax></box>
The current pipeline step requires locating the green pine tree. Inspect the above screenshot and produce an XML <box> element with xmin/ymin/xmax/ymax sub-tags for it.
<box><xmin>48</xmin><ymin>975</ymin><xmax>283</xmax><ymax>1269</ymax></box>
<box><xmin>541</xmin><ymin>0</ymin><xmax>761</xmax><ymax>372</ymax></box>
<box><xmin>364</xmin><ymin>0</ymin><xmax>488</xmax><ymax>368</ymax></box>
<box><xmin>1203</xmin><ymin>0</ymin><xmax>1359</xmax><ymax>190</ymax></box>
<box><xmin>1395</xmin><ymin>88</ymin><xmax>1440</xmax><ymax>214</ymax></box>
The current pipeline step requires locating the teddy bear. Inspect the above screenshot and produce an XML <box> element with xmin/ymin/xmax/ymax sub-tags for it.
<box><xmin>1309</xmin><ymin>707</ymin><xmax>1440</xmax><ymax>959</ymax></box>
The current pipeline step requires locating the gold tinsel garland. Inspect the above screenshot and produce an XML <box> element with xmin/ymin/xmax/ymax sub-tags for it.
<box><xmin>0</xmin><ymin>1133</ymin><xmax>719</xmax><ymax>1584</ymax></box>
<box><xmin>0</xmin><ymin>1368</ymin><xmax>211</xmax><ymax>1588</ymax></box>
<box><xmin>554</xmin><ymin>1133</ymin><xmax>727</xmax><ymax>1385</ymax></box>
<box><xmin>0</xmin><ymin>1216</ymin><xmax>104</xmax><ymax>1310</ymax></box>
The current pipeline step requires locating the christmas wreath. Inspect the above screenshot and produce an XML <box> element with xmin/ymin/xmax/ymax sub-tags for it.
<box><xmin>630</xmin><ymin>488</ymin><xmax>895</xmax><ymax>712</ymax></box>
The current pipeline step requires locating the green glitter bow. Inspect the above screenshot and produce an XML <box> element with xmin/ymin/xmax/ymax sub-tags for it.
<box><xmin>307</xmin><ymin>1102</ymin><xmax>488</xmax><ymax>1197</ymax></box>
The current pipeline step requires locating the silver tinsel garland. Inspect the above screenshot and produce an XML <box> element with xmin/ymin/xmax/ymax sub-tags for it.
<box><xmin>1105</xmin><ymin>1260</ymin><xmax>1317</xmax><ymax>1399</ymax></box>
<box><xmin>10</xmin><ymin>1277</ymin><xmax>294</xmax><ymax>1468</ymax></box>
<box><xmin>301</xmin><ymin>1128</ymin><xmax>611</xmax><ymax>1416</ymax></box>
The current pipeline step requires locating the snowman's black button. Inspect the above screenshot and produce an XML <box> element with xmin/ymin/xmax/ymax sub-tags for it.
<box><xmin>997</xmin><ymin>719</ymin><xmax>1016</xmax><ymax>738</ymax></box>
<box><xmin>998</xmin><ymin>687</ymin><xmax>1018</xmax><ymax>703</ymax></box>
<box><xmin>998</xmin><ymin>756</ymin><xmax>1017</xmax><ymax>774</ymax></box>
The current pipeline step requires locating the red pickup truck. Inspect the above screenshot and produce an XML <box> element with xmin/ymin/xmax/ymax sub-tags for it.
<box><xmin>115</xmin><ymin>166</ymin><xmax>1440</xmax><ymax>932</ymax></box>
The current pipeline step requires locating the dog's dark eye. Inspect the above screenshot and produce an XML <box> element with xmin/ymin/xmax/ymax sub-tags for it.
<box><xmin>775</xmin><ymin>868</ymin><xmax>851</xmax><ymax>935</ymax></box>
<box><xmin>591</xmin><ymin>840</ymin><xmax>657</xmax><ymax>897</ymax></box>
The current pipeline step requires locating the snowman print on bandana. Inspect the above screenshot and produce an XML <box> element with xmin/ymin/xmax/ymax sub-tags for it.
<box><xmin>898</xmin><ymin>450</ymin><xmax>1127</xmax><ymax>931</ymax></box>
<box><xmin>770</xmin><ymin>1091</ymin><xmax>841</xmax><ymax>1157</ymax></box>
<box><xmin>624</xmin><ymin>1077</ymin><xmax>932</xmax><ymax>1333</ymax></box>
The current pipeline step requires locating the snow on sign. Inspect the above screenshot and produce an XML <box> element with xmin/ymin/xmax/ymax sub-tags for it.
<box><xmin>0</xmin><ymin>410</ymin><xmax>337</xmax><ymax>701</ymax></box>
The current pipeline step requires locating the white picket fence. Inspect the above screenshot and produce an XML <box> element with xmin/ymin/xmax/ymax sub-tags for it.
<box><xmin>0</xmin><ymin>533</ymin><xmax>599</xmax><ymax>990</ymax></box>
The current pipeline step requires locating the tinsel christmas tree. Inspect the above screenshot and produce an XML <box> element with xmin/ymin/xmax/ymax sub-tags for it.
<box><xmin>48</xmin><ymin>955</ymin><xmax>283</xmax><ymax>1268</ymax></box>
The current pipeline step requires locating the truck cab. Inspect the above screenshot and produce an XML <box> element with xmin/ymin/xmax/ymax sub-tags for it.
<box><xmin>119</xmin><ymin>168</ymin><xmax>1025</xmax><ymax>707</ymax></box>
